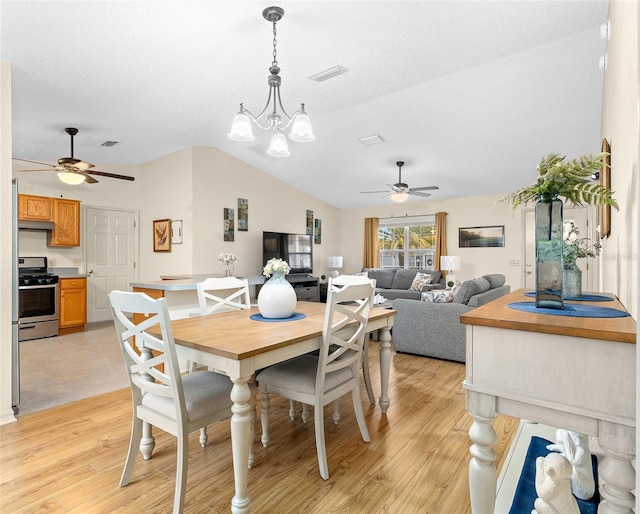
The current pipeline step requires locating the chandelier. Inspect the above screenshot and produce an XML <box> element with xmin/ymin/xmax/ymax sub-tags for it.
<box><xmin>228</xmin><ymin>6</ymin><xmax>314</xmax><ymax>157</ymax></box>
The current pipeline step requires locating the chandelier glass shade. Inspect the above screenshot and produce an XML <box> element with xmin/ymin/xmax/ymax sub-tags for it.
<box><xmin>390</xmin><ymin>192</ymin><xmax>409</xmax><ymax>203</ymax></box>
<box><xmin>57</xmin><ymin>171</ymin><xmax>85</xmax><ymax>185</ymax></box>
<box><xmin>228</xmin><ymin>6</ymin><xmax>314</xmax><ymax>156</ymax></box>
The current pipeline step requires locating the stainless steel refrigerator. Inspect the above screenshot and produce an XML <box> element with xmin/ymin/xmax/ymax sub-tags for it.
<box><xmin>11</xmin><ymin>178</ymin><xmax>19</xmax><ymax>413</ymax></box>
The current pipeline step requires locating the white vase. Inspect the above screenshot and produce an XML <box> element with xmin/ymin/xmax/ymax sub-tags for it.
<box><xmin>258</xmin><ymin>272</ymin><xmax>297</xmax><ymax>319</ymax></box>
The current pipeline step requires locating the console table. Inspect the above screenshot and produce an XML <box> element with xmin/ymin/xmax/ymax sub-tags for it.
<box><xmin>461</xmin><ymin>289</ymin><xmax>636</xmax><ymax>513</ymax></box>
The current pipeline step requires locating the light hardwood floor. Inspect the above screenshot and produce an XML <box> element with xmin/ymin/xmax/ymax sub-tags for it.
<box><xmin>1</xmin><ymin>340</ymin><xmax>519</xmax><ymax>513</ymax></box>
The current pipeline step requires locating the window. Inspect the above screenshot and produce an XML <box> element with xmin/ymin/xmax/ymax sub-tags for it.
<box><xmin>378</xmin><ymin>216</ymin><xmax>436</xmax><ymax>269</ymax></box>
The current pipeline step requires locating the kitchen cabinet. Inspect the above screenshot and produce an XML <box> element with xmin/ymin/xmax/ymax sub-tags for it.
<box><xmin>18</xmin><ymin>194</ymin><xmax>52</xmax><ymax>221</ymax></box>
<box><xmin>59</xmin><ymin>277</ymin><xmax>86</xmax><ymax>334</ymax></box>
<box><xmin>49</xmin><ymin>198</ymin><xmax>80</xmax><ymax>246</ymax></box>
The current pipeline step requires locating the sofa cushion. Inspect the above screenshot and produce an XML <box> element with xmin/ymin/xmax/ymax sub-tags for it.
<box><xmin>452</xmin><ymin>277</ymin><xmax>491</xmax><ymax>305</ymax></box>
<box><xmin>365</xmin><ymin>269</ymin><xmax>396</xmax><ymax>289</ymax></box>
<box><xmin>482</xmin><ymin>274</ymin><xmax>506</xmax><ymax>289</ymax></box>
<box><xmin>409</xmin><ymin>272</ymin><xmax>433</xmax><ymax>291</ymax></box>
<box><xmin>391</xmin><ymin>269</ymin><xmax>418</xmax><ymax>289</ymax></box>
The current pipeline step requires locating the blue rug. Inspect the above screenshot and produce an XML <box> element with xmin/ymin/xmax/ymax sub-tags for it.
<box><xmin>250</xmin><ymin>312</ymin><xmax>307</xmax><ymax>322</ymax></box>
<box><xmin>508</xmin><ymin>302</ymin><xmax>630</xmax><ymax>318</ymax></box>
<box><xmin>509</xmin><ymin>436</ymin><xmax>599</xmax><ymax>514</ymax></box>
<box><xmin>524</xmin><ymin>292</ymin><xmax>613</xmax><ymax>302</ymax></box>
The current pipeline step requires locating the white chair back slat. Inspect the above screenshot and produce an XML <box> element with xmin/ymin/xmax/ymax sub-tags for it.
<box><xmin>196</xmin><ymin>277</ymin><xmax>251</xmax><ymax>316</ymax></box>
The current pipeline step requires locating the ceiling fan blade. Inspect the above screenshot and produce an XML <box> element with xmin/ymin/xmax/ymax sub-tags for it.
<box><xmin>13</xmin><ymin>157</ymin><xmax>56</xmax><ymax>168</ymax></box>
<box><xmin>410</xmin><ymin>186</ymin><xmax>440</xmax><ymax>192</ymax></box>
<box><xmin>408</xmin><ymin>191</ymin><xmax>432</xmax><ymax>198</ymax></box>
<box><xmin>360</xmin><ymin>190</ymin><xmax>390</xmax><ymax>194</ymax></box>
<box><xmin>80</xmin><ymin>172</ymin><xmax>99</xmax><ymax>184</ymax></box>
<box><xmin>19</xmin><ymin>168</ymin><xmax>57</xmax><ymax>172</ymax></box>
<box><xmin>86</xmin><ymin>169</ymin><xmax>135</xmax><ymax>181</ymax></box>
<box><xmin>74</xmin><ymin>161</ymin><xmax>94</xmax><ymax>171</ymax></box>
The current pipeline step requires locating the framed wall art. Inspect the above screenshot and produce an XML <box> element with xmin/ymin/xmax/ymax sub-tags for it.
<box><xmin>224</xmin><ymin>208</ymin><xmax>235</xmax><ymax>242</ymax></box>
<box><xmin>459</xmin><ymin>225</ymin><xmax>505</xmax><ymax>248</ymax></box>
<box><xmin>314</xmin><ymin>218</ymin><xmax>322</xmax><ymax>244</ymax></box>
<box><xmin>599</xmin><ymin>138</ymin><xmax>611</xmax><ymax>239</ymax></box>
<box><xmin>306</xmin><ymin>209</ymin><xmax>314</xmax><ymax>235</ymax></box>
<box><xmin>238</xmin><ymin>198</ymin><xmax>248</xmax><ymax>232</ymax></box>
<box><xmin>153</xmin><ymin>219</ymin><xmax>171</xmax><ymax>252</ymax></box>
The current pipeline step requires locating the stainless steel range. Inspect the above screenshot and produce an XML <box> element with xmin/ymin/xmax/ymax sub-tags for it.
<box><xmin>18</xmin><ymin>257</ymin><xmax>59</xmax><ymax>341</ymax></box>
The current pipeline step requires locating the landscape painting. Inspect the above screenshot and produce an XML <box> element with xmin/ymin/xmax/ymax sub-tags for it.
<box><xmin>458</xmin><ymin>225</ymin><xmax>504</xmax><ymax>248</ymax></box>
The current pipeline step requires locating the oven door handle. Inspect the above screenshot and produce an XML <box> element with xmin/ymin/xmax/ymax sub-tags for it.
<box><xmin>19</xmin><ymin>283</ymin><xmax>58</xmax><ymax>290</ymax></box>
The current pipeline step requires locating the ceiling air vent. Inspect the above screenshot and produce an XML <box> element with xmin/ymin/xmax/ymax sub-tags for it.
<box><xmin>308</xmin><ymin>65</ymin><xmax>349</xmax><ymax>82</ymax></box>
<box><xmin>100</xmin><ymin>140</ymin><xmax>118</xmax><ymax>147</ymax></box>
<box><xmin>359</xmin><ymin>135</ymin><xmax>385</xmax><ymax>146</ymax></box>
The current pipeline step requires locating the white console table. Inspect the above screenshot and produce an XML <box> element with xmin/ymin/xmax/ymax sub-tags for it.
<box><xmin>461</xmin><ymin>289</ymin><xmax>636</xmax><ymax>514</ymax></box>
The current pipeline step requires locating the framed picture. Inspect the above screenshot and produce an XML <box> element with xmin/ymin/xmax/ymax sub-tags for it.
<box><xmin>599</xmin><ymin>138</ymin><xmax>611</xmax><ymax>239</ymax></box>
<box><xmin>153</xmin><ymin>219</ymin><xmax>171</xmax><ymax>252</ymax></box>
<box><xmin>459</xmin><ymin>225</ymin><xmax>505</xmax><ymax>248</ymax></box>
<box><xmin>314</xmin><ymin>218</ymin><xmax>322</xmax><ymax>244</ymax></box>
<box><xmin>224</xmin><ymin>208</ymin><xmax>235</xmax><ymax>242</ymax></box>
<box><xmin>306</xmin><ymin>209</ymin><xmax>314</xmax><ymax>235</ymax></box>
<box><xmin>238</xmin><ymin>198</ymin><xmax>248</xmax><ymax>232</ymax></box>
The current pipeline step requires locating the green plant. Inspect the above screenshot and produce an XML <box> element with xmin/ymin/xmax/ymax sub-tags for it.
<box><xmin>500</xmin><ymin>153</ymin><xmax>618</xmax><ymax>210</ymax></box>
<box><xmin>447</xmin><ymin>280</ymin><xmax>455</xmax><ymax>288</ymax></box>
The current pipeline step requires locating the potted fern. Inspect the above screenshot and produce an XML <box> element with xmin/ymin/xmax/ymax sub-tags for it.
<box><xmin>501</xmin><ymin>153</ymin><xmax>617</xmax><ymax>309</ymax></box>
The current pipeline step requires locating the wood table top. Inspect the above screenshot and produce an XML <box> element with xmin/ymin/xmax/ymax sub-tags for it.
<box><xmin>169</xmin><ymin>301</ymin><xmax>396</xmax><ymax>360</ymax></box>
<box><xmin>460</xmin><ymin>289</ymin><xmax>636</xmax><ymax>344</ymax></box>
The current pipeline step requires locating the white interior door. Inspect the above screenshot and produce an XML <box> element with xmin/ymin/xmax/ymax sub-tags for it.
<box><xmin>85</xmin><ymin>207</ymin><xmax>137</xmax><ymax>323</ymax></box>
<box><xmin>523</xmin><ymin>206</ymin><xmax>593</xmax><ymax>292</ymax></box>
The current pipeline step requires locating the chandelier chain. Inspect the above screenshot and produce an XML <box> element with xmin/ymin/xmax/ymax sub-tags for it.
<box><xmin>272</xmin><ymin>22</ymin><xmax>278</xmax><ymax>67</ymax></box>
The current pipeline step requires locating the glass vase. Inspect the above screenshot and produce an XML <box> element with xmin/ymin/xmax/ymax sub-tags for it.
<box><xmin>224</xmin><ymin>263</ymin><xmax>234</xmax><ymax>277</ymax></box>
<box><xmin>535</xmin><ymin>194</ymin><xmax>564</xmax><ymax>309</ymax></box>
<box><xmin>257</xmin><ymin>272</ymin><xmax>297</xmax><ymax>319</ymax></box>
<box><xmin>562</xmin><ymin>261</ymin><xmax>582</xmax><ymax>299</ymax></box>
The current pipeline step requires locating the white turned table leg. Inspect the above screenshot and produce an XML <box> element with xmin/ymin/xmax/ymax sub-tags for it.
<box><xmin>230</xmin><ymin>376</ymin><xmax>252</xmax><ymax>514</ymax></box>
<box><xmin>467</xmin><ymin>391</ymin><xmax>497</xmax><ymax>514</ymax></box>
<box><xmin>378</xmin><ymin>326</ymin><xmax>392</xmax><ymax>414</ymax></box>
<box><xmin>597</xmin><ymin>422</ymin><xmax>636</xmax><ymax>514</ymax></box>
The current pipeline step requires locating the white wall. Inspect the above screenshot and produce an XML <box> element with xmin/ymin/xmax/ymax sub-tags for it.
<box><xmin>137</xmin><ymin>146</ymin><xmax>342</xmax><ymax>281</ymax></box>
<box><xmin>600</xmin><ymin>0</ymin><xmax>639</xmax><ymax>319</ymax></box>
<box><xmin>340</xmin><ymin>194</ymin><xmax>524</xmax><ymax>288</ymax></box>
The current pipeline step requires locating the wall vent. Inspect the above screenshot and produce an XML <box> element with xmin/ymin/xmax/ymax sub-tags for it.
<box><xmin>101</xmin><ymin>140</ymin><xmax>118</xmax><ymax>147</ymax></box>
<box><xmin>308</xmin><ymin>65</ymin><xmax>349</xmax><ymax>82</ymax></box>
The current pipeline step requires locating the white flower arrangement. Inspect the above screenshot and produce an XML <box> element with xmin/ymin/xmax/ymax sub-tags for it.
<box><xmin>263</xmin><ymin>258</ymin><xmax>290</xmax><ymax>278</ymax></box>
<box><xmin>217</xmin><ymin>253</ymin><xmax>237</xmax><ymax>265</ymax></box>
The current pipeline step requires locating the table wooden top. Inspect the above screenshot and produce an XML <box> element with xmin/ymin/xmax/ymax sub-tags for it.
<box><xmin>460</xmin><ymin>289</ymin><xmax>636</xmax><ymax>344</ymax></box>
<box><xmin>169</xmin><ymin>301</ymin><xmax>396</xmax><ymax>360</ymax></box>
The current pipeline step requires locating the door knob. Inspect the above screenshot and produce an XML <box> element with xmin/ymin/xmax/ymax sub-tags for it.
<box><xmin>88</xmin><ymin>269</ymin><xmax>94</xmax><ymax>274</ymax></box>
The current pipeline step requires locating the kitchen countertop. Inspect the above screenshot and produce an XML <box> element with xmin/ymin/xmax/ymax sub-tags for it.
<box><xmin>131</xmin><ymin>274</ymin><xmax>267</xmax><ymax>291</ymax></box>
<box><xmin>49</xmin><ymin>267</ymin><xmax>88</xmax><ymax>278</ymax></box>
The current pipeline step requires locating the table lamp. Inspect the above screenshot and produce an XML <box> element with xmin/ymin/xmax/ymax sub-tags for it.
<box><xmin>328</xmin><ymin>256</ymin><xmax>343</xmax><ymax>278</ymax></box>
<box><xmin>440</xmin><ymin>256</ymin><xmax>461</xmax><ymax>287</ymax></box>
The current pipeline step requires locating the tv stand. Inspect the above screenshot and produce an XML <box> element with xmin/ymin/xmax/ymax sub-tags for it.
<box><xmin>256</xmin><ymin>275</ymin><xmax>319</xmax><ymax>302</ymax></box>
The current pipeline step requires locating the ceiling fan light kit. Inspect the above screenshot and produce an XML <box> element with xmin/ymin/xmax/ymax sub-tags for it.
<box><xmin>14</xmin><ymin>127</ymin><xmax>135</xmax><ymax>185</ymax></box>
<box><xmin>228</xmin><ymin>6</ymin><xmax>314</xmax><ymax>157</ymax></box>
<box><xmin>360</xmin><ymin>161</ymin><xmax>439</xmax><ymax>203</ymax></box>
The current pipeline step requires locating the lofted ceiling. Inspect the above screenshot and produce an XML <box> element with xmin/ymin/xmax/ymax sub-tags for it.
<box><xmin>1</xmin><ymin>1</ymin><xmax>609</xmax><ymax>209</ymax></box>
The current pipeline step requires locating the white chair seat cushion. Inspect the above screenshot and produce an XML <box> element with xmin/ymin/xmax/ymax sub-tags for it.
<box><xmin>257</xmin><ymin>355</ymin><xmax>353</xmax><ymax>394</ymax></box>
<box><xmin>141</xmin><ymin>371</ymin><xmax>233</xmax><ymax>421</ymax></box>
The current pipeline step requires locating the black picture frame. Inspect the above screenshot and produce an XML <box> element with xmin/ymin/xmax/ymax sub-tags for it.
<box><xmin>459</xmin><ymin>225</ymin><xmax>505</xmax><ymax>248</ymax></box>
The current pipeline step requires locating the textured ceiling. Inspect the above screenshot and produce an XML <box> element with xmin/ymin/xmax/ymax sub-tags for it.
<box><xmin>1</xmin><ymin>1</ymin><xmax>609</xmax><ymax>209</ymax></box>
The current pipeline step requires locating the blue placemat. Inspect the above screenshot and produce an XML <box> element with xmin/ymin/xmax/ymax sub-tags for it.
<box><xmin>508</xmin><ymin>302</ymin><xmax>630</xmax><ymax>318</ymax></box>
<box><xmin>250</xmin><ymin>312</ymin><xmax>307</xmax><ymax>322</ymax></box>
<box><xmin>509</xmin><ymin>436</ymin><xmax>599</xmax><ymax>514</ymax></box>
<box><xmin>524</xmin><ymin>292</ymin><xmax>613</xmax><ymax>302</ymax></box>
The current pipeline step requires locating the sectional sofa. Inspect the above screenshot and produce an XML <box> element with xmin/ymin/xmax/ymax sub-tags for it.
<box><xmin>391</xmin><ymin>274</ymin><xmax>510</xmax><ymax>362</ymax></box>
<box><xmin>362</xmin><ymin>267</ymin><xmax>446</xmax><ymax>301</ymax></box>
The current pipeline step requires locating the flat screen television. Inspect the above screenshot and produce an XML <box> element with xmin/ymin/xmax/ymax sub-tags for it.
<box><xmin>263</xmin><ymin>231</ymin><xmax>313</xmax><ymax>275</ymax></box>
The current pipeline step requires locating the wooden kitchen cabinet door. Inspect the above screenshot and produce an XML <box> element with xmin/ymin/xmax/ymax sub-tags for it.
<box><xmin>50</xmin><ymin>198</ymin><xmax>80</xmax><ymax>246</ymax></box>
<box><xmin>59</xmin><ymin>278</ymin><xmax>87</xmax><ymax>331</ymax></box>
<box><xmin>18</xmin><ymin>194</ymin><xmax>52</xmax><ymax>221</ymax></box>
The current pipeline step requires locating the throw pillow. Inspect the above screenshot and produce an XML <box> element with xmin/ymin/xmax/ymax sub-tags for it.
<box><xmin>482</xmin><ymin>274</ymin><xmax>506</xmax><ymax>289</ymax></box>
<box><xmin>431</xmin><ymin>290</ymin><xmax>454</xmax><ymax>303</ymax></box>
<box><xmin>409</xmin><ymin>272</ymin><xmax>433</xmax><ymax>291</ymax></box>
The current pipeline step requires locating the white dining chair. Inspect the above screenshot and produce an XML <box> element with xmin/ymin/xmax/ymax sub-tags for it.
<box><xmin>257</xmin><ymin>275</ymin><xmax>375</xmax><ymax>480</ymax></box>
<box><xmin>109</xmin><ymin>290</ymin><xmax>234</xmax><ymax>514</ymax></box>
<box><xmin>196</xmin><ymin>276</ymin><xmax>251</xmax><ymax>315</ymax></box>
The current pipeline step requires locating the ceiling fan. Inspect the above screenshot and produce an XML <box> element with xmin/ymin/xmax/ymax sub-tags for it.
<box><xmin>13</xmin><ymin>127</ymin><xmax>135</xmax><ymax>184</ymax></box>
<box><xmin>360</xmin><ymin>161</ymin><xmax>438</xmax><ymax>201</ymax></box>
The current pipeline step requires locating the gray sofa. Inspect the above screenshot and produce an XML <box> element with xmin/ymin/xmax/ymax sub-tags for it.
<box><xmin>362</xmin><ymin>268</ymin><xmax>446</xmax><ymax>301</ymax></box>
<box><xmin>391</xmin><ymin>274</ymin><xmax>510</xmax><ymax>362</ymax></box>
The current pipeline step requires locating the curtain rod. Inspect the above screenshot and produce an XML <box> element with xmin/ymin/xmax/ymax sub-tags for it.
<box><xmin>379</xmin><ymin>213</ymin><xmax>444</xmax><ymax>220</ymax></box>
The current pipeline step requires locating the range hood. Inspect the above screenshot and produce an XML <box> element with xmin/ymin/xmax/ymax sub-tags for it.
<box><xmin>18</xmin><ymin>220</ymin><xmax>55</xmax><ymax>231</ymax></box>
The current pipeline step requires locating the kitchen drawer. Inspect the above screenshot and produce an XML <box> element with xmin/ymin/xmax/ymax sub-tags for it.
<box><xmin>295</xmin><ymin>286</ymin><xmax>319</xmax><ymax>302</ymax></box>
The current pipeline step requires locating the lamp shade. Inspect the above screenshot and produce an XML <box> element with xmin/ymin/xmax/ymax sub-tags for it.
<box><xmin>289</xmin><ymin>111</ymin><xmax>315</xmax><ymax>142</ymax></box>
<box><xmin>267</xmin><ymin>131</ymin><xmax>290</xmax><ymax>157</ymax></box>
<box><xmin>228</xmin><ymin>111</ymin><xmax>255</xmax><ymax>141</ymax></box>
<box><xmin>57</xmin><ymin>171</ymin><xmax>85</xmax><ymax>185</ymax></box>
<box><xmin>390</xmin><ymin>192</ymin><xmax>408</xmax><ymax>203</ymax></box>
<box><xmin>327</xmin><ymin>256</ymin><xmax>343</xmax><ymax>269</ymax></box>
<box><xmin>440</xmin><ymin>256</ymin><xmax>461</xmax><ymax>271</ymax></box>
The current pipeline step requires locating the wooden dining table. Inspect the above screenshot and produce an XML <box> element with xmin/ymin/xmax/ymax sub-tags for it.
<box><xmin>156</xmin><ymin>301</ymin><xmax>395</xmax><ymax>514</ymax></box>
